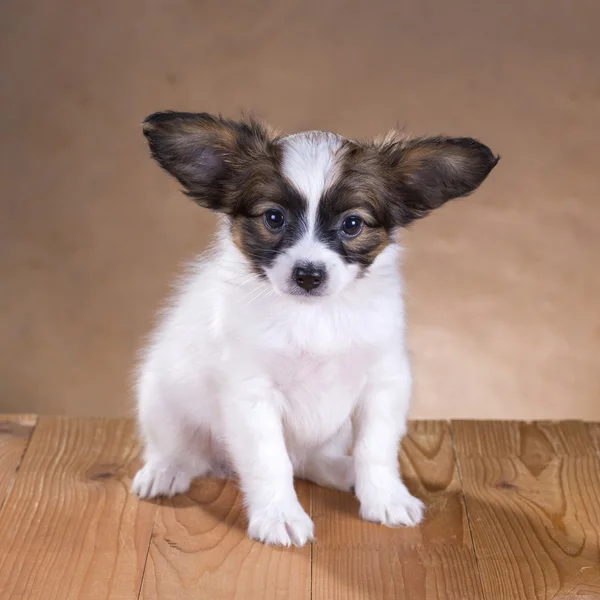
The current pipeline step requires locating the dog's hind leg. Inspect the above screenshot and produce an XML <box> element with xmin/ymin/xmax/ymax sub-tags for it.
<box><xmin>295</xmin><ymin>421</ymin><xmax>355</xmax><ymax>492</ymax></box>
<box><xmin>131</xmin><ymin>371</ymin><xmax>213</xmax><ymax>499</ymax></box>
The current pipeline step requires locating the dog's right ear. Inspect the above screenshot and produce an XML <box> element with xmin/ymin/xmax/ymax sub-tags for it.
<box><xmin>142</xmin><ymin>111</ymin><xmax>273</xmax><ymax>212</ymax></box>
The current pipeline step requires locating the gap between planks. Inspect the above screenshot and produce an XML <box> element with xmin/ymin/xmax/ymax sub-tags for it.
<box><xmin>0</xmin><ymin>414</ymin><xmax>38</xmax><ymax>511</ymax></box>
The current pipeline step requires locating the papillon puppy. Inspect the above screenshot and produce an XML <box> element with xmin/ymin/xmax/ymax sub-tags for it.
<box><xmin>132</xmin><ymin>111</ymin><xmax>498</xmax><ymax>546</ymax></box>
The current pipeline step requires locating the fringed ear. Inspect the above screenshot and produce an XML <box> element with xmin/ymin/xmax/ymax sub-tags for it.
<box><xmin>142</xmin><ymin>111</ymin><xmax>274</xmax><ymax>212</ymax></box>
<box><xmin>383</xmin><ymin>136</ymin><xmax>499</xmax><ymax>224</ymax></box>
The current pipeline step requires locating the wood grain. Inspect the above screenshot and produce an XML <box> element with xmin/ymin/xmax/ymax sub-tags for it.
<box><xmin>0</xmin><ymin>414</ymin><xmax>37</xmax><ymax>507</ymax></box>
<box><xmin>312</xmin><ymin>421</ymin><xmax>483</xmax><ymax>600</ymax></box>
<box><xmin>452</xmin><ymin>420</ymin><xmax>600</xmax><ymax>600</ymax></box>
<box><xmin>139</xmin><ymin>479</ymin><xmax>311</xmax><ymax>600</ymax></box>
<box><xmin>0</xmin><ymin>417</ymin><xmax>156</xmax><ymax>600</ymax></box>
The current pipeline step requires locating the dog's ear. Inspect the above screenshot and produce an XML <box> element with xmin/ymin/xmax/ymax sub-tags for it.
<box><xmin>382</xmin><ymin>136</ymin><xmax>499</xmax><ymax>225</ymax></box>
<box><xmin>142</xmin><ymin>111</ymin><xmax>274</xmax><ymax>212</ymax></box>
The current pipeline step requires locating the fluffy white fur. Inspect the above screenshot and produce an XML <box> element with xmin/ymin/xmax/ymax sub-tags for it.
<box><xmin>132</xmin><ymin>133</ymin><xmax>424</xmax><ymax>546</ymax></box>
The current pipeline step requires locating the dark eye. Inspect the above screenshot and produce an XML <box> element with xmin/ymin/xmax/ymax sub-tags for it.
<box><xmin>341</xmin><ymin>215</ymin><xmax>363</xmax><ymax>237</ymax></box>
<box><xmin>264</xmin><ymin>208</ymin><xmax>285</xmax><ymax>231</ymax></box>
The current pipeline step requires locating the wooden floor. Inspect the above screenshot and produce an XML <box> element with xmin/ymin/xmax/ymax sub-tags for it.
<box><xmin>1</xmin><ymin>417</ymin><xmax>599</xmax><ymax>599</ymax></box>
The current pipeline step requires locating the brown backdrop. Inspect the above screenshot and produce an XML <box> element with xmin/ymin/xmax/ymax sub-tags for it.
<box><xmin>1</xmin><ymin>0</ymin><xmax>599</xmax><ymax>418</ymax></box>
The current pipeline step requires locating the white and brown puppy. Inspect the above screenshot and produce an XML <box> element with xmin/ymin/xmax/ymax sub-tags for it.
<box><xmin>132</xmin><ymin>112</ymin><xmax>498</xmax><ymax>546</ymax></box>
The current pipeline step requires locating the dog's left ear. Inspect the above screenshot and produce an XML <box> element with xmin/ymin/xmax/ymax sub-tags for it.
<box><xmin>385</xmin><ymin>137</ymin><xmax>499</xmax><ymax>224</ymax></box>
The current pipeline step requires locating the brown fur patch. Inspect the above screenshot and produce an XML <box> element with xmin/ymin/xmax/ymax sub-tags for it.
<box><xmin>143</xmin><ymin>111</ymin><xmax>312</xmax><ymax>274</ymax></box>
<box><xmin>315</xmin><ymin>133</ymin><xmax>498</xmax><ymax>270</ymax></box>
<box><xmin>142</xmin><ymin>112</ymin><xmax>498</xmax><ymax>276</ymax></box>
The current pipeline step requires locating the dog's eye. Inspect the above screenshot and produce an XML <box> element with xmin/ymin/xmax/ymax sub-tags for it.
<box><xmin>341</xmin><ymin>215</ymin><xmax>363</xmax><ymax>238</ymax></box>
<box><xmin>264</xmin><ymin>208</ymin><xmax>285</xmax><ymax>231</ymax></box>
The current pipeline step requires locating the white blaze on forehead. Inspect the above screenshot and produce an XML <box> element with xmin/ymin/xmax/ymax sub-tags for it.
<box><xmin>280</xmin><ymin>132</ymin><xmax>343</xmax><ymax>231</ymax></box>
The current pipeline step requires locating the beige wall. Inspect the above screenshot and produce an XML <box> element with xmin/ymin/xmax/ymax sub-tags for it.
<box><xmin>1</xmin><ymin>0</ymin><xmax>599</xmax><ymax>419</ymax></box>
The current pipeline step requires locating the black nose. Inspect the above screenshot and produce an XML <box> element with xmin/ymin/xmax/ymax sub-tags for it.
<box><xmin>293</xmin><ymin>265</ymin><xmax>325</xmax><ymax>292</ymax></box>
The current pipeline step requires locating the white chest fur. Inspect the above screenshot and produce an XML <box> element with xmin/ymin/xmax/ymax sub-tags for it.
<box><xmin>269</xmin><ymin>347</ymin><xmax>370</xmax><ymax>447</ymax></box>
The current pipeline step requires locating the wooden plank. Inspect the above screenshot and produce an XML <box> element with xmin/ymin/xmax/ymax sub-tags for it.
<box><xmin>452</xmin><ymin>420</ymin><xmax>600</xmax><ymax>600</ymax></box>
<box><xmin>0</xmin><ymin>417</ymin><xmax>157</xmax><ymax>600</ymax></box>
<box><xmin>139</xmin><ymin>479</ymin><xmax>311</xmax><ymax>600</ymax></box>
<box><xmin>312</xmin><ymin>421</ymin><xmax>483</xmax><ymax>600</ymax></box>
<box><xmin>0</xmin><ymin>414</ymin><xmax>37</xmax><ymax>506</ymax></box>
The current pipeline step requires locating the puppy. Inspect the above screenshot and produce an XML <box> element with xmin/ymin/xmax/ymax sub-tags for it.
<box><xmin>132</xmin><ymin>112</ymin><xmax>498</xmax><ymax>546</ymax></box>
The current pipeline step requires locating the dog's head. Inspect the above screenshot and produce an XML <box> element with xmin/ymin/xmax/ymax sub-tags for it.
<box><xmin>143</xmin><ymin>112</ymin><xmax>498</xmax><ymax>298</ymax></box>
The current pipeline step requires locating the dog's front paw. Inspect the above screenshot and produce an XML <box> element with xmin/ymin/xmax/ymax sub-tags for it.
<box><xmin>358</xmin><ymin>479</ymin><xmax>425</xmax><ymax>527</ymax></box>
<box><xmin>248</xmin><ymin>501</ymin><xmax>315</xmax><ymax>547</ymax></box>
<box><xmin>132</xmin><ymin>462</ymin><xmax>191</xmax><ymax>498</ymax></box>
